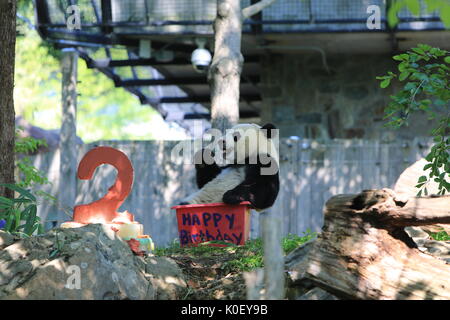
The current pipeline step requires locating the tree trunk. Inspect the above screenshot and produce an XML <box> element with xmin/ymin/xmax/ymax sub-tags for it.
<box><xmin>59</xmin><ymin>48</ymin><xmax>78</xmax><ymax>224</ymax></box>
<box><xmin>0</xmin><ymin>0</ymin><xmax>17</xmax><ymax>199</ymax></box>
<box><xmin>286</xmin><ymin>189</ymin><xmax>450</xmax><ymax>300</ymax></box>
<box><xmin>208</xmin><ymin>0</ymin><xmax>243</xmax><ymax>133</ymax></box>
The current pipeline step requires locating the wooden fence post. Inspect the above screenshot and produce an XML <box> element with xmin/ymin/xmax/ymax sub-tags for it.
<box><xmin>59</xmin><ymin>48</ymin><xmax>78</xmax><ymax>226</ymax></box>
<box><xmin>261</xmin><ymin>210</ymin><xmax>285</xmax><ymax>299</ymax></box>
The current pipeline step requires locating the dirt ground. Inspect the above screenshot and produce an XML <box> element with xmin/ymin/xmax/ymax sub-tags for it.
<box><xmin>168</xmin><ymin>252</ymin><xmax>247</xmax><ymax>300</ymax></box>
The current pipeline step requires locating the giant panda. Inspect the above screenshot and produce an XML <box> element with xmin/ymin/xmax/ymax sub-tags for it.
<box><xmin>180</xmin><ymin>123</ymin><xmax>280</xmax><ymax>211</ymax></box>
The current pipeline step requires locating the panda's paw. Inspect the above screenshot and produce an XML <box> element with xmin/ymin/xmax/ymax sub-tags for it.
<box><xmin>223</xmin><ymin>190</ymin><xmax>245</xmax><ymax>205</ymax></box>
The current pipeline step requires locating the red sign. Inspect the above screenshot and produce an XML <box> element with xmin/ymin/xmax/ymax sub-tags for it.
<box><xmin>171</xmin><ymin>202</ymin><xmax>251</xmax><ymax>246</ymax></box>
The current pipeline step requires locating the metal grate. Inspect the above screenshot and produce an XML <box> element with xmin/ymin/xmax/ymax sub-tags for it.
<box><xmin>109</xmin><ymin>0</ymin><xmax>251</xmax><ymax>34</ymax></box>
<box><xmin>46</xmin><ymin>0</ymin><xmax>101</xmax><ymax>31</ymax></box>
<box><xmin>262</xmin><ymin>0</ymin><xmax>387</xmax><ymax>32</ymax></box>
<box><xmin>41</xmin><ymin>0</ymin><xmax>445</xmax><ymax>34</ymax></box>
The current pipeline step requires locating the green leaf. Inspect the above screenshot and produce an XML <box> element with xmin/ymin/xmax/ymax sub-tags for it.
<box><xmin>399</xmin><ymin>71</ymin><xmax>410</xmax><ymax>81</ymax></box>
<box><xmin>0</xmin><ymin>197</ymin><xmax>13</xmax><ymax>206</ymax></box>
<box><xmin>24</xmin><ymin>205</ymin><xmax>37</xmax><ymax>236</ymax></box>
<box><xmin>0</xmin><ymin>184</ymin><xmax>36</xmax><ymax>202</ymax></box>
<box><xmin>405</xmin><ymin>0</ymin><xmax>421</xmax><ymax>16</ymax></box>
<box><xmin>418</xmin><ymin>175</ymin><xmax>428</xmax><ymax>183</ymax></box>
<box><xmin>14</xmin><ymin>209</ymin><xmax>21</xmax><ymax>231</ymax></box>
<box><xmin>380</xmin><ymin>79</ymin><xmax>391</xmax><ymax>88</ymax></box>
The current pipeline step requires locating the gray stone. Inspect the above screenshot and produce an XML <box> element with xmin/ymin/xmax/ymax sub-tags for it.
<box><xmin>405</xmin><ymin>227</ymin><xmax>430</xmax><ymax>241</ymax></box>
<box><xmin>260</xmin><ymin>85</ymin><xmax>282</xmax><ymax>98</ymax></box>
<box><xmin>343</xmin><ymin>85</ymin><xmax>369</xmax><ymax>100</ymax></box>
<box><xmin>297</xmin><ymin>287</ymin><xmax>338</xmax><ymax>300</ymax></box>
<box><xmin>422</xmin><ymin>240</ymin><xmax>450</xmax><ymax>257</ymax></box>
<box><xmin>0</xmin><ymin>231</ymin><xmax>14</xmax><ymax>250</ymax></box>
<box><xmin>296</xmin><ymin>113</ymin><xmax>322</xmax><ymax>124</ymax></box>
<box><xmin>272</xmin><ymin>106</ymin><xmax>295</xmax><ymax>122</ymax></box>
<box><xmin>0</xmin><ymin>224</ymin><xmax>185</xmax><ymax>300</ymax></box>
<box><xmin>145</xmin><ymin>256</ymin><xmax>187</xmax><ymax>300</ymax></box>
<box><xmin>317</xmin><ymin>82</ymin><xmax>340</xmax><ymax>94</ymax></box>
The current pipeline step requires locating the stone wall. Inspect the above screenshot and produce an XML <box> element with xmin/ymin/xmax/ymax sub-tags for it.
<box><xmin>260</xmin><ymin>53</ymin><xmax>436</xmax><ymax>140</ymax></box>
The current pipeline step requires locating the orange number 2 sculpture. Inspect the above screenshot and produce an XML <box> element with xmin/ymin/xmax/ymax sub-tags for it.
<box><xmin>73</xmin><ymin>146</ymin><xmax>134</xmax><ymax>224</ymax></box>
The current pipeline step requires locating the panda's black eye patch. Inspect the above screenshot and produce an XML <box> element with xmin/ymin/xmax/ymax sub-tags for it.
<box><xmin>233</xmin><ymin>132</ymin><xmax>241</xmax><ymax>142</ymax></box>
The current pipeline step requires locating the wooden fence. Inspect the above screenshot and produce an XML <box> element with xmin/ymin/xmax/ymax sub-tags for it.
<box><xmin>31</xmin><ymin>138</ymin><xmax>430</xmax><ymax>247</ymax></box>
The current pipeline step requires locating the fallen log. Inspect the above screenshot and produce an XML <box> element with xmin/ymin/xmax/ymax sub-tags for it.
<box><xmin>286</xmin><ymin>189</ymin><xmax>450</xmax><ymax>300</ymax></box>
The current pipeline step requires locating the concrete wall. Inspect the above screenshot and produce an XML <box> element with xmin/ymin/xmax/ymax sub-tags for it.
<box><xmin>260</xmin><ymin>53</ymin><xmax>437</xmax><ymax>140</ymax></box>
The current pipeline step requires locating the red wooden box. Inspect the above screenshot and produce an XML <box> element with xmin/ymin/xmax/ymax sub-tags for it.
<box><xmin>171</xmin><ymin>202</ymin><xmax>251</xmax><ymax>247</ymax></box>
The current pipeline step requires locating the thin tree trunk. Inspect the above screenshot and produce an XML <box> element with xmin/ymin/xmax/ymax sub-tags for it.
<box><xmin>59</xmin><ymin>49</ymin><xmax>78</xmax><ymax>225</ymax></box>
<box><xmin>208</xmin><ymin>0</ymin><xmax>243</xmax><ymax>133</ymax></box>
<box><xmin>0</xmin><ymin>0</ymin><xmax>17</xmax><ymax>199</ymax></box>
<box><xmin>208</xmin><ymin>0</ymin><xmax>276</xmax><ymax>132</ymax></box>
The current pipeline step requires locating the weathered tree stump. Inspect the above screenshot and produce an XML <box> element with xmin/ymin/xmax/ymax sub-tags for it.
<box><xmin>286</xmin><ymin>189</ymin><xmax>450</xmax><ymax>300</ymax></box>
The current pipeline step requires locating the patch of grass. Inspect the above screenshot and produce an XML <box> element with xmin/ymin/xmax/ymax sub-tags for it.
<box><xmin>155</xmin><ymin>230</ymin><xmax>317</xmax><ymax>273</ymax></box>
<box><xmin>282</xmin><ymin>230</ymin><xmax>317</xmax><ymax>254</ymax></box>
<box><xmin>429</xmin><ymin>231</ymin><xmax>450</xmax><ymax>241</ymax></box>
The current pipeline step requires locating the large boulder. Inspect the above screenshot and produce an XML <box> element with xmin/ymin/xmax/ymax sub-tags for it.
<box><xmin>0</xmin><ymin>231</ymin><xmax>15</xmax><ymax>250</ymax></box>
<box><xmin>394</xmin><ymin>158</ymin><xmax>441</xmax><ymax>197</ymax></box>
<box><xmin>0</xmin><ymin>224</ymin><xmax>186</xmax><ymax>300</ymax></box>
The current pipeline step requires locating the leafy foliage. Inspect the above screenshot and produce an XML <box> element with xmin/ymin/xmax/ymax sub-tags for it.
<box><xmin>387</xmin><ymin>0</ymin><xmax>450</xmax><ymax>28</ymax></box>
<box><xmin>377</xmin><ymin>44</ymin><xmax>450</xmax><ymax>195</ymax></box>
<box><xmin>15</xmin><ymin>4</ymin><xmax>160</xmax><ymax>143</ymax></box>
<box><xmin>0</xmin><ymin>184</ymin><xmax>43</xmax><ymax>237</ymax></box>
<box><xmin>429</xmin><ymin>230</ymin><xmax>450</xmax><ymax>241</ymax></box>
<box><xmin>15</xmin><ymin>128</ymin><xmax>49</xmax><ymax>188</ymax></box>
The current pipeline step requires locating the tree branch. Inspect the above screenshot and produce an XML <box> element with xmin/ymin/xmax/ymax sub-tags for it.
<box><xmin>379</xmin><ymin>196</ymin><xmax>450</xmax><ymax>227</ymax></box>
<box><xmin>241</xmin><ymin>0</ymin><xmax>276</xmax><ymax>19</ymax></box>
<box><xmin>329</xmin><ymin>189</ymin><xmax>450</xmax><ymax>227</ymax></box>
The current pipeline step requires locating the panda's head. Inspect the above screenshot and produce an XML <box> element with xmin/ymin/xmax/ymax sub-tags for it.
<box><xmin>215</xmin><ymin>123</ymin><xmax>279</xmax><ymax>172</ymax></box>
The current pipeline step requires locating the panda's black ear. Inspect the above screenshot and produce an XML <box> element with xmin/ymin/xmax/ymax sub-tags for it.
<box><xmin>261</xmin><ymin>123</ymin><xmax>277</xmax><ymax>139</ymax></box>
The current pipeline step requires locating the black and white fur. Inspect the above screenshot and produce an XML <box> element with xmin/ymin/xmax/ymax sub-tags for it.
<box><xmin>181</xmin><ymin>123</ymin><xmax>280</xmax><ymax>211</ymax></box>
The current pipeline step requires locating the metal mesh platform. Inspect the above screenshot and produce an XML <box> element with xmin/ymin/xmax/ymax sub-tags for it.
<box><xmin>41</xmin><ymin>0</ymin><xmax>445</xmax><ymax>34</ymax></box>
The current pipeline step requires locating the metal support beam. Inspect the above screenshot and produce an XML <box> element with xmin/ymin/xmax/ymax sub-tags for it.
<box><xmin>100</xmin><ymin>0</ymin><xmax>113</xmax><ymax>34</ymax></box>
<box><xmin>85</xmin><ymin>56</ymin><xmax>260</xmax><ymax>68</ymax></box>
<box><xmin>116</xmin><ymin>76</ymin><xmax>259</xmax><ymax>87</ymax></box>
<box><xmin>145</xmin><ymin>95</ymin><xmax>261</xmax><ymax>104</ymax></box>
<box><xmin>34</xmin><ymin>0</ymin><xmax>51</xmax><ymax>38</ymax></box>
<box><xmin>183</xmin><ymin>110</ymin><xmax>259</xmax><ymax>119</ymax></box>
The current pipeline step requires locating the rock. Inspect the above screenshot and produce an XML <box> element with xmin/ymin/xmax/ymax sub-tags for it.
<box><xmin>394</xmin><ymin>158</ymin><xmax>441</xmax><ymax>197</ymax></box>
<box><xmin>422</xmin><ymin>240</ymin><xmax>450</xmax><ymax>257</ymax></box>
<box><xmin>0</xmin><ymin>231</ymin><xmax>15</xmax><ymax>249</ymax></box>
<box><xmin>0</xmin><ymin>224</ymin><xmax>185</xmax><ymax>300</ymax></box>
<box><xmin>403</xmin><ymin>229</ymin><xmax>450</xmax><ymax>264</ymax></box>
<box><xmin>145</xmin><ymin>256</ymin><xmax>187</xmax><ymax>300</ymax></box>
<box><xmin>405</xmin><ymin>226</ymin><xmax>430</xmax><ymax>241</ymax></box>
<box><xmin>296</xmin><ymin>287</ymin><xmax>338</xmax><ymax>300</ymax></box>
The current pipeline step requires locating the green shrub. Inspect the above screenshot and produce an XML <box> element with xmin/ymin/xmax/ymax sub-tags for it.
<box><xmin>0</xmin><ymin>184</ymin><xmax>43</xmax><ymax>237</ymax></box>
<box><xmin>377</xmin><ymin>44</ymin><xmax>450</xmax><ymax>196</ymax></box>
